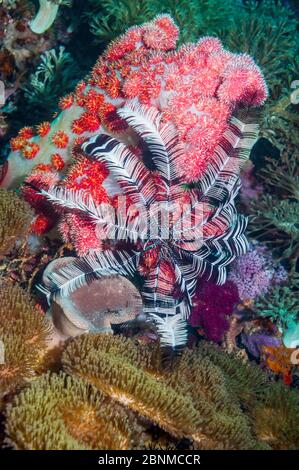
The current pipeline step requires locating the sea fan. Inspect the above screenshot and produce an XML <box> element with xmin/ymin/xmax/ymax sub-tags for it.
<box><xmin>40</xmin><ymin>101</ymin><xmax>258</xmax><ymax>348</ymax></box>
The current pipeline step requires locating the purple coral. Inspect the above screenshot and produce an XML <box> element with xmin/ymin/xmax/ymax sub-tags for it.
<box><xmin>228</xmin><ymin>244</ymin><xmax>287</xmax><ymax>302</ymax></box>
<box><xmin>188</xmin><ymin>280</ymin><xmax>240</xmax><ymax>342</ymax></box>
<box><xmin>241</xmin><ymin>332</ymin><xmax>282</xmax><ymax>358</ymax></box>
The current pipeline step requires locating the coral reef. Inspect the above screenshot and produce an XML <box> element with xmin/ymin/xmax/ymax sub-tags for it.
<box><xmin>0</xmin><ymin>0</ymin><xmax>298</xmax><ymax>453</ymax></box>
<box><xmin>0</xmin><ymin>188</ymin><xmax>33</xmax><ymax>256</ymax></box>
<box><xmin>0</xmin><ymin>2</ymin><xmax>53</xmax><ymax>78</ymax></box>
<box><xmin>39</xmin><ymin>98</ymin><xmax>258</xmax><ymax>347</ymax></box>
<box><xmin>62</xmin><ymin>334</ymin><xmax>202</xmax><ymax>441</ymax></box>
<box><xmin>62</xmin><ymin>334</ymin><xmax>258</xmax><ymax>449</ymax></box>
<box><xmin>0</xmin><ymin>283</ymin><xmax>52</xmax><ymax>407</ymax></box>
<box><xmin>30</xmin><ymin>1</ymin><xmax>72</xmax><ymax>35</ymax></box>
<box><xmin>2</xmin><ymin>15</ymin><xmax>267</xmax><ymax>188</ymax></box>
<box><xmin>0</xmin><ymin>0</ymin><xmax>56</xmax><ymax>144</ymax></box>
<box><xmin>254</xmin><ymin>273</ymin><xmax>299</xmax><ymax>348</ymax></box>
<box><xmin>228</xmin><ymin>244</ymin><xmax>287</xmax><ymax>302</ymax></box>
<box><xmin>248</xmin><ymin>150</ymin><xmax>299</xmax><ymax>270</ymax></box>
<box><xmin>5</xmin><ymin>372</ymin><xmax>143</xmax><ymax>450</ymax></box>
<box><xmin>252</xmin><ymin>382</ymin><xmax>299</xmax><ymax>450</ymax></box>
<box><xmin>0</xmin><ymin>0</ymin><xmax>296</xmax><ymax>156</ymax></box>
<box><xmin>1</xmin><ymin>328</ymin><xmax>299</xmax><ymax>450</ymax></box>
<box><xmin>188</xmin><ymin>280</ymin><xmax>239</xmax><ymax>342</ymax></box>
<box><xmin>61</xmin><ymin>334</ymin><xmax>299</xmax><ymax>450</ymax></box>
<box><xmin>6</xmin><ymin>15</ymin><xmax>265</xmax><ymax>348</ymax></box>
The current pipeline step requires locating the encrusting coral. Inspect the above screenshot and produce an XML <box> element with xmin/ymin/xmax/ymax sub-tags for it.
<box><xmin>261</xmin><ymin>344</ymin><xmax>296</xmax><ymax>386</ymax></box>
<box><xmin>0</xmin><ymin>283</ymin><xmax>52</xmax><ymax>407</ymax></box>
<box><xmin>0</xmin><ymin>188</ymin><xmax>33</xmax><ymax>256</ymax></box>
<box><xmin>4</xmin><ymin>372</ymin><xmax>143</xmax><ymax>450</ymax></box>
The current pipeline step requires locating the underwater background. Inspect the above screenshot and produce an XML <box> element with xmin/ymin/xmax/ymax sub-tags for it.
<box><xmin>0</xmin><ymin>0</ymin><xmax>298</xmax><ymax>450</ymax></box>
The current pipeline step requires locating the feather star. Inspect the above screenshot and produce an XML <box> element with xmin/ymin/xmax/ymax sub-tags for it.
<box><xmin>39</xmin><ymin>101</ymin><xmax>258</xmax><ymax>348</ymax></box>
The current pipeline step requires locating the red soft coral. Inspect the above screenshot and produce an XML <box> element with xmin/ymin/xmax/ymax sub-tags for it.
<box><xmin>22</xmin><ymin>170</ymin><xmax>60</xmax><ymax>234</ymax></box>
<box><xmin>60</xmin><ymin>213</ymin><xmax>101</xmax><ymax>256</ymax></box>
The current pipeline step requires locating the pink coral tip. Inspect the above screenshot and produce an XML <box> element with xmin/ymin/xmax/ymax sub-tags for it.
<box><xmin>197</xmin><ymin>37</ymin><xmax>223</xmax><ymax>55</ymax></box>
<box><xmin>142</xmin><ymin>15</ymin><xmax>179</xmax><ymax>51</ymax></box>
<box><xmin>218</xmin><ymin>55</ymin><xmax>268</xmax><ymax>105</ymax></box>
